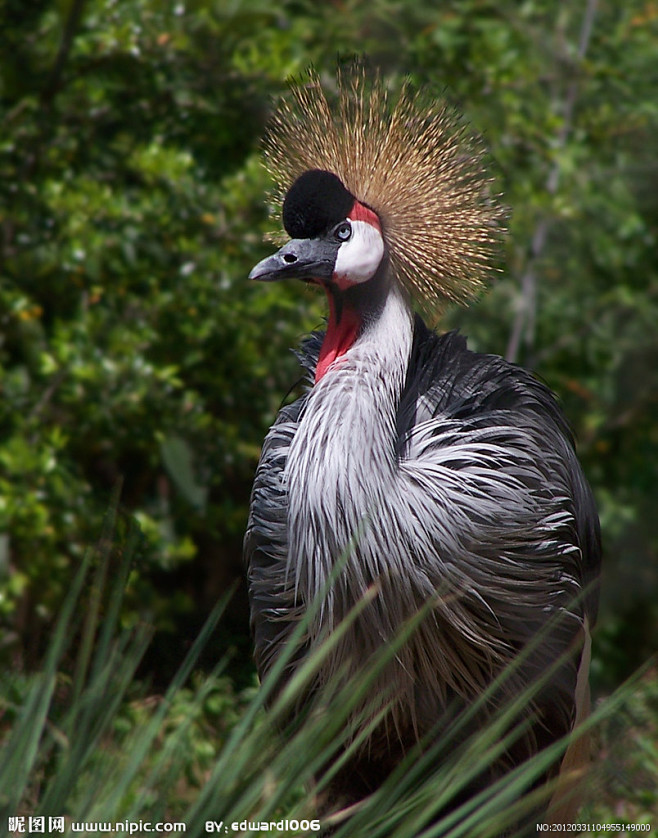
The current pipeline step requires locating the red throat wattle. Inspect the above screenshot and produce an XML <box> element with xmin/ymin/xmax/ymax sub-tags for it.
<box><xmin>314</xmin><ymin>199</ymin><xmax>379</xmax><ymax>383</ymax></box>
<box><xmin>315</xmin><ymin>292</ymin><xmax>361</xmax><ymax>383</ymax></box>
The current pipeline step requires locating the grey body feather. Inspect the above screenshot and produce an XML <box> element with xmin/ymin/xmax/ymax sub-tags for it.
<box><xmin>245</xmin><ymin>288</ymin><xmax>600</xmax><ymax>809</ymax></box>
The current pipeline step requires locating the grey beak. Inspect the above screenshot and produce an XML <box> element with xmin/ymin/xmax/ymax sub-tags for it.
<box><xmin>248</xmin><ymin>238</ymin><xmax>338</xmax><ymax>283</ymax></box>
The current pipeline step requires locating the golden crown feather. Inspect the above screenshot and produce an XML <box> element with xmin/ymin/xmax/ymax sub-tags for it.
<box><xmin>262</xmin><ymin>64</ymin><xmax>506</xmax><ymax>311</ymax></box>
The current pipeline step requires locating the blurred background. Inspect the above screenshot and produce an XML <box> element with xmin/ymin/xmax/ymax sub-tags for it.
<box><xmin>1</xmin><ymin>0</ymin><xmax>656</xmax><ymax>803</ymax></box>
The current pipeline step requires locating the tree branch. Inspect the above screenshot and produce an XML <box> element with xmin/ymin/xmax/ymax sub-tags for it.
<box><xmin>506</xmin><ymin>0</ymin><xmax>598</xmax><ymax>364</ymax></box>
<box><xmin>40</xmin><ymin>0</ymin><xmax>88</xmax><ymax>107</ymax></box>
<box><xmin>20</xmin><ymin>0</ymin><xmax>88</xmax><ymax>186</ymax></box>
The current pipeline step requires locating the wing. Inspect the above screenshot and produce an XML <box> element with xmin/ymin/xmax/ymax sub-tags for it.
<box><xmin>398</xmin><ymin>317</ymin><xmax>601</xmax><ymax>622</ymax></box>
<box><xmin>396</xmin><ymin>317</ymin><xmax>601</xmax><ymax>746</ymax></box>
<box><xmin>244</xmin><ymin>400</ymin><xmax>302</xmax><ymax>682</ymax></box>
<box><xmin>244</xmin><ymin>333</ymin><xmax>323</xmax><ymax>682</ymax></box>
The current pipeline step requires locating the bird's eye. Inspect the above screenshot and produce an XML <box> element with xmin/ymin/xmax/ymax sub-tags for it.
<box><xmin>335</xmin><ymin>222</ymin><xmax>352</xmax><ymax>242</ymax></box>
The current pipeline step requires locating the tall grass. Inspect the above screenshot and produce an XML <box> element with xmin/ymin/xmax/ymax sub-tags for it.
<box><xmin>1</xmin><ymin>504</ymin><xmax>654</xmax><ymax>837</ymax></box>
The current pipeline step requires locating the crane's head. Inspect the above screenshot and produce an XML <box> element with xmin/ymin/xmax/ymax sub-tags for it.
<box><xmin>249</xmin><ymin>169</ymin><xmax>385</xmax><ymax>290</ymax></box>
<box><xmin>248</xmin><ymin>64</ymin><xmax>506</xmax><ymax>313</ymax></box>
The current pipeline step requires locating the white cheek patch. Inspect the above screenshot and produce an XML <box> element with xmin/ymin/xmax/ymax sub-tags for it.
<box><xmin>333</xmin><ymin>220</ymin><xmax>385</xmax><ymax>285</ymax></box>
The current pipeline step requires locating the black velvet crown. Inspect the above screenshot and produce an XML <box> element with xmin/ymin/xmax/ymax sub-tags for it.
<box><xmin>282</xmin><ymin>169</ymin><xmax>355</xmax><ymax>239</ymax></box>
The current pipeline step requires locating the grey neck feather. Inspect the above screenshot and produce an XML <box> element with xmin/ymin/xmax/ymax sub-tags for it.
<box><xmin>285</xmin><ymin>281</ymin><xmax>414</xmax><ymax>623</ymax></box>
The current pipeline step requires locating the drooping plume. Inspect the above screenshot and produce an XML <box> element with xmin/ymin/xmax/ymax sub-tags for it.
<box><xmin>263</xmin><ymin>63</ymin><xmax>506</xmax><ymax>309</ymax></box>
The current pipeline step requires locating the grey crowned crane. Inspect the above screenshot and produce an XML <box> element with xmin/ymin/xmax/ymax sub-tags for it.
<box><xmin>244</xmin><ymin>67</ymin><xmax>600</xmax><ymax>829</ymax></box>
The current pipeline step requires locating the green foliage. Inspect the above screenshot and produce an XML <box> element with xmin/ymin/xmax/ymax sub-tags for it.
<box><xmin>1</xmin><ymin>509</ymin><xmax>655</xmax><ymax>834</ymax></box>
<box><xmin>582</xmin><ymin>668</ymin><xmax>658</xmax><ymax>826</ymax></box>
<box><xmin>1</xmin><ymin>0</ymin><xmax>323</xmax><ymax>655</ymax></box>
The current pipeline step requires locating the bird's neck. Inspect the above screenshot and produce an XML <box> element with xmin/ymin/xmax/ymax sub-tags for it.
<box><xmin>315</xmin><ymin>268</ymin><xmax>395</xmax><ymax>383</ymax></box>
<box><xmin>285</xmin><ymin>278</ymin><xmax>414</xmax><ymax>612</ymax></box>
<box><xmin>306</xmin><ymin>276</ymin><xmax>414</xmax><ymax>466</ymax></box>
